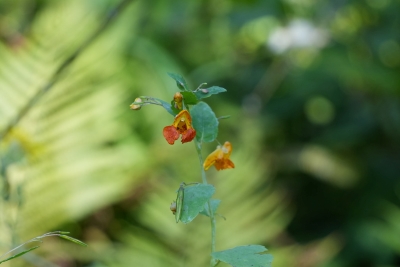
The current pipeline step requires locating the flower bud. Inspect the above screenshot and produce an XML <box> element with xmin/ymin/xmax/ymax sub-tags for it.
<box><xmin>130</xmin><ymin>97</ymin><xmax>142</xmax><ymax>110</ymax></box>
<box><xmin>173</xmin><ymin>92</ymin><xmax>183</xmax><ymax>110</ymax></box>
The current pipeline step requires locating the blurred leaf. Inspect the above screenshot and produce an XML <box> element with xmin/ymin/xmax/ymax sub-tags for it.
<box><xmin>194</xmin><ymin>86</ymin><xmax>227</xmax><ymax>100</ymax></box>
<box><xmin>212</xmin><ymin>245</ymin><xmax>273</xmax><ymax>267</ymax></box>
<box><xmin>191</xmin><ymin>102</ymin><xmax>218</xmax><ymax>143</ymax></box>
<box><xmin>59</xmin><ymin>235</ymin><xmax>88</xmax><ymax>246</ymax></box>
<box><xmin>180</xmin><ymin>184</ymin><xmax>215</xmax><ymax>224</ymax></box>
<box><xmin>0</xmin><ymin>246</ymin><xmax>40</xmax><ymax>264</ymax></box>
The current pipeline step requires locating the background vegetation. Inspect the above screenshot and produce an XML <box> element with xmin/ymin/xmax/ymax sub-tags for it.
<box><xmin>0</xmin><ymin>0</ymin><xmax>399</xmax><ymax>266</ymax></box>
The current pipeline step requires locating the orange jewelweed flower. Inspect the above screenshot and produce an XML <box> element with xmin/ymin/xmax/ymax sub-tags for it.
<box><xmin>203</xmin><ymin>141</ymin><xmax>235</xmax><ymax>171</ymax></box>
<box><xmin>163</xmin><ymin>110</ymin><xmax>196</xmax><ymax>145</ymax></box>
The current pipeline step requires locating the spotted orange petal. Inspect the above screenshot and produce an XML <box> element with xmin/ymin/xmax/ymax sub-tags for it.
<box><xmin>163</xmin><ymin>125</ymin><xmax>180</xmax><ymax>145</ymax></box>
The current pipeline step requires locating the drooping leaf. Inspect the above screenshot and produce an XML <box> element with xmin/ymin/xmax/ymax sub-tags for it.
<box><xmin>167</xmin><ymin>73</ymin><xmax>189</xmax><ymax>91</ymax></box>
<box><xmin>180</xmin><ymin>184</ymin><xmax>215</xmax><ymax>224</ymax></box>
<box><xmin>0</xmin><ymin>246</ymin><xmax>40</xmax><ymax>264</ymax></box>
<box><xmin>200</xmin><ymin>199</ymin><xmax>221</xmax><ymax>217</ymax></box>
<box><xmin>211</xmin><ymin>245</ymin><xmax>273</xmax><ymax>267</ymax></box>
<box><xmin>194</xmin><ymin>86</ymin><xmax>227</xmax><ymax>100</ymax></box>
<box><xmin>59</xmin><ymin>235</ymin><xmax>88</xmax><ymax>246</ymax></box>
<box><xmin>181</xmin><ymin>91</ymin><xmax>198</xmax><ymax>105</ymax></box>
<box><xmin>191</xmin><ymin>102</ymin><xmax>218</xmax><ymax>143</ymax></box>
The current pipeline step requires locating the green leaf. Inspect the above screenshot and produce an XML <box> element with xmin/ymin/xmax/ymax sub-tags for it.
<box><xmin>169</xmin><ymin>100</ymin><xmax>181</xmax><ymax>115</ymax></box>
<box><xmin>211</xmin><ymin>245</ymin><xmax>273</xmax><ymax>267</ymax></box>
<box><xmin>158</xmin><ymin>99</ymin><xmax>178</xmax><ymax>116</ymax></box>
<box><xmin>175</xmin><ymin>184</ymin><xmax>185</xmax><ymax>223</ymax></box>
<box><xmin>180</xmin><ymin>184</ymin><xmax>215</xmax><ymax>224</ymax></box>
<box><xmin>191</xmin><ymin>102</ymin><xmax>218</xmax><ymax>143</ymax></box>
<box><xmin>167</xmin><ymin>73</ymin><xmax>189</xmax><ymax>91</ymax></box>
<box><xmin>181</xmin><ymin>91</ymin><xmax>198</xmax><ymax>105</ymax></box>
<box><xmin>59</xmin><ymin>235</ymin><xmax>88</xmax><ymax>247</ymax></box>
<box><xmin>0</xmin><ymin>246</ymin><xmax>40</xmax><ymax>264</ymax></box>
<box><xmin>194</xmin><ymin>86</ymin><xmax>227</xmax><ymax>100</ymax></box>
<box><xmin>200</xmin><ymin>199</ymin><xmax>221</xmax><ymax>217</ymax></box>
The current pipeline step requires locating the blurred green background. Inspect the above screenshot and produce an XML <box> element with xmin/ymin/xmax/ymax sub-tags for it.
<box><xmin>1</xmin><ymin>0</ymin><xmax>400</xmax><ymax>266</ymax></box>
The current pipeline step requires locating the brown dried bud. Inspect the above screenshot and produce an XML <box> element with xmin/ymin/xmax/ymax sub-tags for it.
<box><xmin>170</xmin><ymin>201</ymin><xmax>177</xmax><ymax>215</ymax></box>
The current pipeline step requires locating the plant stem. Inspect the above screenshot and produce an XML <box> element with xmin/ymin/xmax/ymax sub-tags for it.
<box><xmin>194</xmin><ymin>139</ymin><xmax>218</xmax><ymax>267</ymax></box>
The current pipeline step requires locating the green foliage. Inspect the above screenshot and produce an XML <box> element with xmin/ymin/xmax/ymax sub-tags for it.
<box><xmin>0</xmin><ymin>246</ymin><xmax>40</xmax><ymax>265</ymax></box>
<box><xmin>178</xmin><ymin>183</ymin><xmax>215</xmax><ymax>224</ymax></box>
<box><xmin>58</xmin><ymin>235</ymin><xmax>88</xmax><ymax>247</ymax></box>
<box><xmin>212</xmin><ymin>245</ymin><xmax>273</xmax><ymax>267</ymax></box>
<box><xmin>200</xmin><ymin>199</ymin><xmax>221</xmax><ymax>217</ymax></box>
<box><xmin>191</xmin><ymin>102</ymin><xmax>219</xmax><ymax>143</ymax></box>
<box><xmin>181</xmin><ymin>91</ymin><xmax>198</xmax><ymax>105</ymax></box>
<box><xmin>0</xmin><ymin>232</ymin><xmax>86</xmax><ymax>264</ymax></box>
<box><xmin>194</xmin><ymin>86</ymin><xmax>227</xmax><ymax>100</ymax></box>
<box><xmin>167</xmin><ymin>72</ymin><xmax>189</xmax><ymax>91</ymax></box>
<box><xmin>2</xmin><ymin>0</ymin><xmax>398</xmax><ymax>266</ymax></box>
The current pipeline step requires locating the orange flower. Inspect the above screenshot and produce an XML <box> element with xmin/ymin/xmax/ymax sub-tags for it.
<box><xmin>203</xmin><ymin>141</ymin><xmax>235</xmax><ymax>171</ymax></box>
<box><xmin>163</xmin><ymin>110</ymin><xmax>196</xmax><ymax>145</ymax></box>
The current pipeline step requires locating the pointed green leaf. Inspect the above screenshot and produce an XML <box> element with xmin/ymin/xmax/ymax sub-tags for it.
<box><xmin>180</xmin><ymin>184</ymin><xmax>215</xmax><ymax>224</ymax></box>
<box><xmin>191</xmin><ymin>102</ymin><xmax>218</xmax><ymax>143</ymax></box>
<box><xmin>167</xmin><ymin>73</ymin><xmax>189</xmax><ymax>91</ymax></box>
<box><xmin>0</xmin><ymin>246</ymin><xmax>40</xmax><ymax>264</ymax></box>
<box><xmin>59</xmin><ymin>235</ymin><xmax>88</xmax><ymax>247</ymax></box>
<box><xmin>181</xmin><ymin>91</ymin><xmax>198</xmax><ymax>105</ymax></box>
<box><xmin>211</xmin><ymin>245</ymin><xmax>273</xmax><ymax>267</ymax></box>
<box><xmin>194</xmin><ymin>86</ymin><xmax>227</xmax><ymax>99</ymax></box>
<box><xmin>200</xmin><ymin>199</ymin><xmax>221</xmax><ymax>217</ymax></box>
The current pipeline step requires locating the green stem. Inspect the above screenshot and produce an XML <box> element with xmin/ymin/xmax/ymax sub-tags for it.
<box><xmin>194</xmin><ymin>139</ymin><xmax>218</xmax><ymax>267</ymax></box>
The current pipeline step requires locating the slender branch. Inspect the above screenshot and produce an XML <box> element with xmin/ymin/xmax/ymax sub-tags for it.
<box><xmin>0</xmin><ymin>0</ymin><xmax>135</xmax><ymax>141</ymax></box>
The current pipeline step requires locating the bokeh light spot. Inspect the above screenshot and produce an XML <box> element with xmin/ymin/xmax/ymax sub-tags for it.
<box><xmin>305</xmin><ymin>96</ymin><xmax>335</xmax><ymax>125</ymax></box>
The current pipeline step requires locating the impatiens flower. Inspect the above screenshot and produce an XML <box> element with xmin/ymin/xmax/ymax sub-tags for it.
<box><xmin>203</xmin><ymin>141</ymin><xmax>235</xmax><ymax>171</ymax></box>
<box><xmin>163</xmin><ymin>110</ymin><xmax>196</xmax><ymax>145</ymax></box>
